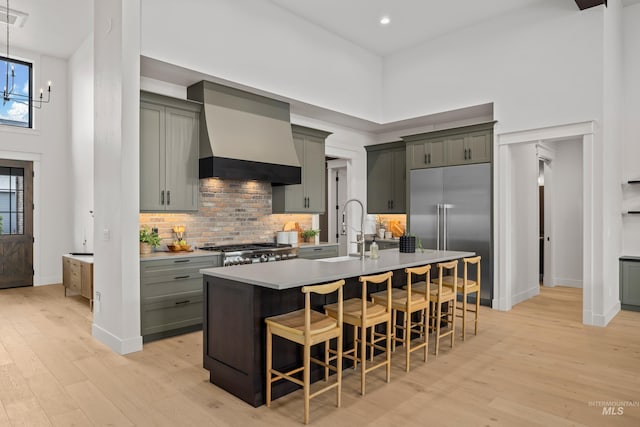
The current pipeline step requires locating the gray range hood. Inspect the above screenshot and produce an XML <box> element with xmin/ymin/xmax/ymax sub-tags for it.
<box><xmin>186</xmin><ymin>81</ymin><xmax>301</xmax><ymax>185</ymax></box>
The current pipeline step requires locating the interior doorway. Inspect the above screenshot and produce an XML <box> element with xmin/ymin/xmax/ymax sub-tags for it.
<box><xmin>496</xmin><ymin>121</ymin><xmax>593</xmax><ymax>324</ymax></box>
<box><xmin>0</xmin><ymin>159</ymin><xmax>34</xmax><ymax>289</ymax></box>
<box><xmin>326</xmin><ymin>159</ymin><xmax>348</xmax><ymax>256</ymax></box>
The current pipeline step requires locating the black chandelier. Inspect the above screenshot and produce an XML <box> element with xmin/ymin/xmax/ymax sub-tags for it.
<box><xmin>2</xmin><ymin>0</ymin><xmax>51</xmax><ymax>108</ymax></box>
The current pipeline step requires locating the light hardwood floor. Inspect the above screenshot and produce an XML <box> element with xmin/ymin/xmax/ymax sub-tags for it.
<box><xmin>0</xmin><ymin>284</ymin><xmax>639</xmax><ymax>426</ymax></box>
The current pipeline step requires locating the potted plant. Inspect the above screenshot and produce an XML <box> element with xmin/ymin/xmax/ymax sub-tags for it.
<box><xmin>139</xmin><ymin>226</ymin><xmax>161</xmax><ymax>254</ymax></box>
<box><xmin>301</xmin><ymin>229</ymin><xmax>320</xmax><ymax>243</ymax></box>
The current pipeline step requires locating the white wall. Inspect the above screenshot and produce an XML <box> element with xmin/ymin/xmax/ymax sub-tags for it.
<box><xmin>382</xmin><ymin>1</ymin><xmax>603</xmax><ymax>134</ymax></box>
<box><xmin>140</xmin><ymin>0</ymin><xmax>383</xmax><ymax>122</ymax></box>
<box><xmin>69</xmin><ymin>33</ymin><xmax>95</xmax><ymax>254</ymax></box>
<box><xmin>622</xmin><ymin>3</ymin><xmax>640</xmax><ymax>255</ymax></box>
<box><xmin>551</xmin><ymin>139</ymin><xmax>583</xmax><ymax>288</ymax></box>
<box><xmin>0</xmin><ymin>50</ymin><xmax>71</xmax><ymax>285</ymax></box>
<box><xmin>509</xmin><ymin>143</ymin><xmax>539</xmax><ymax>305</ymax></box>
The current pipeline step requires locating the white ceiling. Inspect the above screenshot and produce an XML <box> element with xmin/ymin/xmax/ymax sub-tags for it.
<box><xmin>269</xmin><ymin>0</ymin><xmax>554</xmax><ymax>56</ymax></box>
<box><xmin>2</xmin><ymin>0</ymin><xmax>639</xmax><ymax>60</ymax></box>
<box><xmin>0</xmin><ymin>0</ymin><xmax>92</xmax><ymax>59</ymax></box>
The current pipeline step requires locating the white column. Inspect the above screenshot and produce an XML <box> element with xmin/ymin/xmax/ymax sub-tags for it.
<box><xmin>92</xmin><ymin>0</ymin><xmax>142</xmax><ymax>354</ymax></box>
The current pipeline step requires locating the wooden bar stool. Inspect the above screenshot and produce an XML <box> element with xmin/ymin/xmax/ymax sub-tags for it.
<box><xmin>324</xmin><ymin>272</ymin><xmax>393</xmax><ymax>396</ymax></box>
<box><xmin>438</xmin><ymin>256</ymin><xmax>481</xmax><ymax>340</ymax></box>
<box><xmin>265</xmin><ymin>279</ymin><xmax>345</xmax><ymax>425</ymax></box>
<box><xmin>372</xmin><ymin>265</ymin><xmax>430</xmax><ymax>372</ymax></box>
<box><xmin>412</xmin><ymin>260</ymin><xmax>458</xmax><ymax>355</ymax></box>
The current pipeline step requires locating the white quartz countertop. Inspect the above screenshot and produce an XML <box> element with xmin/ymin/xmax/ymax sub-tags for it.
<box><xmin>63</xmin><ymin>254</ymin><xmax>94</xmax><ymax>263</ymax></box>
<box><xmin>200</xmin><ymin>248</ymin><xmax>474</xmax><ymax>290</ymax></box>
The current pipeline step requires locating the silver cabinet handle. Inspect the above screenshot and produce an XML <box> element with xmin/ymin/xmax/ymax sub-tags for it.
<box><xmin>161</xmin><ymin>190</ymin><xmax>165</xmax><ymax>205</ymax></box>
<box><xmin>167</xmin><ymin>190</ymin><xmax>171</xmax><ymax>205</ymax></box>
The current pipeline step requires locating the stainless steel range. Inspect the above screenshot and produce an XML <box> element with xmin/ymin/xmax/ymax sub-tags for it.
<box><xmin>199</xmin><ymin>243</ymin><xmax>297</xmax><ymax>266</ymax></box>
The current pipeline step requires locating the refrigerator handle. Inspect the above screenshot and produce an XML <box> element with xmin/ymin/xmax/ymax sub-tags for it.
<box><xmin>436</xmin><ymin>204</ymin><xmax>441</xmax><ymax>250</ymax></box>
<box><xmin>443</xmin><ymin>204</ymin><xmax>447</xmax><ymax>251</ymax></box>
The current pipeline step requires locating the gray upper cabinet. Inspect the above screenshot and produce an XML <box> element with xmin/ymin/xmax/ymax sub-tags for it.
<box><xmin>140</xmin><ymin>91</ymin><xmax>201</xmax><ymax>212</ymax></box>
<box><xmin>404</xmin><ymin>122</ymin><xmax>495</xmax><ymax>170</ymax></box>
<box><xmin>366</xmin><ymin>141</ymin><xmax>406</xmax><ymax>214</ymax></box>
<box><xmin>408</xmin><ymin>138</ymin><xmax>446</xmax><ymax>169</ymax></box>
<box><xmin>272</xmin><ymin>125</ymin><xmax>331</xmax><ymax>214</ymax></box>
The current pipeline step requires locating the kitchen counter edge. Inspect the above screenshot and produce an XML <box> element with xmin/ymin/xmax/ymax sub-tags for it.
<box><xmin>200</xmin><ymin>249</ymin><xmax>474</xmax><ymax>291</ymax></box>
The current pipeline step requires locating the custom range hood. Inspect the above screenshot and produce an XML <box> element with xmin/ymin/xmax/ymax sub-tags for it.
<box><xmin>186</xmin><ymin>81</ymin><xmax>301</xmax><ymax>185</ymax></box>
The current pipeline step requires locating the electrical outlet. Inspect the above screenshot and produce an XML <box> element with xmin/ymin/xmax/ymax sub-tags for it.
<box><xmin>102</xmin><ymin>228</ymin><xmax>110</xmax><ymax>241</ymax></box>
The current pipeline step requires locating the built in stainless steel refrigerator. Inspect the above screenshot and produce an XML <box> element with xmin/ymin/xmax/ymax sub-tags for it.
<box><xmin>409</xmin><ymin>163</ymin><xmax>493</xmax><ymax>305</ymax></box>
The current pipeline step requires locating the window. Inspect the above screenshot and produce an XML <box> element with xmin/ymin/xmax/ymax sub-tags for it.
<box><xmin>0</xmin><ymin>166</ymin><xmax>25</xmax><ymax>235</ymax></box>
<box><xmin>0</xmin><ymin>56</ymin><xmax>33</xmax><ymax>128</ymax></box>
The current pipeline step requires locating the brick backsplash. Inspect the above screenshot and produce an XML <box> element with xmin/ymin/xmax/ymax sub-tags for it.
<box><xmin>139</xmin><ymin>178</ymin><xmax>312</xmax><ymax>248</ymax></box>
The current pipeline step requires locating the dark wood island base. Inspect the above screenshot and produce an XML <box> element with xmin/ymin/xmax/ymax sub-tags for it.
<box><xmin>201</xmin><ymin>250</ymin><xmax>474</xmax><ymax>406</ymax></box>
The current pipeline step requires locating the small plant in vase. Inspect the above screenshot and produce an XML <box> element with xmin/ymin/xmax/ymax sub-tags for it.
<box><xmin>139</xmin><ymin>226</ymin><xmax>160</xmax><ymax>254</ymax></box>
<box><xmin>301</xmin><ymin>229</ymin><xmax>320</xmax><ymax>243</ymax></box>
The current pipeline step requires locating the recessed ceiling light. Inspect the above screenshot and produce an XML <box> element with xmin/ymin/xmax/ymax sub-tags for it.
<box><xmin>379</xmin><ymin>16</ymin><xmax>390</xmax><ymax>25</ymax></box>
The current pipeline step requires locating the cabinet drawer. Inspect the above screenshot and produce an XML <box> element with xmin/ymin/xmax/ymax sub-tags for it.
<box><xmin>141</xmin><ymin>277</ymin><xmax>204</xmax><ymax>300</ymax></box>
<box><xmin>298</xmin><ymin>245</ymin><xmax>339</xmax><ymax>259</ymax></box>
<box><xmin>141</xmin><ymin>256</ymin><xmax>219</xmax><ymax>285</ymax></box>
<box><xmin>141</xmin><ymin>292</ymin><xmax>203</xmax><ymax>336</ymax></box>
<box><xmin>68</xmin><ymin>260</ymin><xmax>82</xmax><ymax>292</ymax></box>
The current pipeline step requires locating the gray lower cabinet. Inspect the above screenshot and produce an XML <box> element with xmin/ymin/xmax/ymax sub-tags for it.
<box><xmin>140</xmin><ymin>254</ymin><xmax>222</xmax><ymax>341</ymax></box>
<box><xmin>272</xmin><ymin>125</ymin><xmax>331</xmax><ymax>213</ymax></box>
<box><xmin>404</xmin><ymin>122</ymin><xmax>494</xmax><ymax>170</ymax></box>
<box><xmin>620</xmin><ymin>257</ymin><xmax>640</xmax><ymax>311</ymax></box>
<box><xmin>366</xmin><ymin>141</ymin><xmax>406</xmax><ymax>214</ymax></box>
<box><xmin>140</xmin><ymin>91</ymin><xmax>201</xmax><ymax>212</ymax></box>
<box><xmin>297</xmin><ymin>245</ymin><xmax>339</xmax><ymax>259</ymax></box>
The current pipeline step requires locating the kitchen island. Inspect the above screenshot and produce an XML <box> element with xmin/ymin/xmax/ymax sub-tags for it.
<box><xmin>200</xmin><ymin>248</ymin><xmax>473</xmax><ymax>406</ymax></box>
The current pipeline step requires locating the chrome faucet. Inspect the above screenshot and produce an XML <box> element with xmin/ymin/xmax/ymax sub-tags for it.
<box><xmin>341</xmin><ymin>198</ymin><xmax>366</xmax><ymax>259</ymax></box>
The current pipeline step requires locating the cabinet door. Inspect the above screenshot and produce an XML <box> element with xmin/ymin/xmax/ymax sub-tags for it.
<box><xmin>408</xmin><ymin>142</ymin><xmax>428</xmax><ymax>169</ymax></box>
<box><xmin>367</xmin><ymin>150</ymin><xmax>393</xmax><ymax>213</ymax></box>
<box><xmin>465</xmin><ymin>131</ymin><xmax>492</xmax><ymax>164</ymax></box>
<box><xmin>164</xmin><ymin>107</ymin><xmax>199</xmax><ymax>211</ymax></box>
<box><xmin>390</xmin><ymin>150</ymin><xmax>406</xmax><ymax>213</ymax></box>
<box><xmin>283</xmin><ymin>135</ymin><xmax>306</xmax><ymax>211</ymax></box>
<box><xmin>621</xmin><ymin>260</ymin><xmax>640</xmax><ymax>307</ymax></box>
<box><xmin>446</xmin><ymin>135</ymin><xmax>467</xmax><ymax>166</ymax></box>
<box><xmin>427</xmin><ymin>139</ymin><xmax>446</xmax><ymax>167</ymax></box>
<box><xmin>140</xmin><ymin>102</ymin><xmax>166</xmax><ymax>211</ymax></box>
<box><xmin>304</xmin><ymin>138</ymin><xmax>326</xmax><ymax>213</ymax></box>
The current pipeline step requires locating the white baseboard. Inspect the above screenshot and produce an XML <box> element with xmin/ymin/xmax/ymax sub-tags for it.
<box><xmin>553</xmin><ymin>278</ymin><xmax>583</xmax><ymax>288</ymax></box>
<box><xmin>512</xmin><ymin>286</ymin><xmax>540</xmax><ymax>306</ymax></box>
<box><xmin>92</xmin><ymin>323</ymin><xmax>143</xmax><ymax>355</ymax></box>
<box><xmin>492</xmin><ymin>297</ymin><xmax>510</xmax><ymax>311</ymax></box>
<box><xmin>35</xmin><ymin>275</ymin><xmax>61</xmax><ymax>286</ymax></box>
<box><xmin>584</xmin><ymin>301</ymin><xmax>621</xmax><ymax>327</ymax></box>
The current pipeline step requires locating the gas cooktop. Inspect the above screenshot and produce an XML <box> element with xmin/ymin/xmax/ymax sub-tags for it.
<box><xmin>199</xmin><ymin>243</ymin><xmax>296</xmax><ymax>266</ymax></box>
